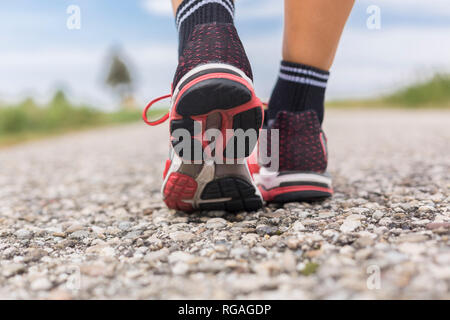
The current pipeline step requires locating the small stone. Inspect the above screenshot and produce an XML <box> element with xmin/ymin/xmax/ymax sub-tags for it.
<box><xmin>286</xmin><ymin>238</ymin><xmax>300</xmax><ymax>249</ymax></box>
<box><xmin>261</xmin><ymin>210</ymin><xmax>284</xmax><ymax>218</ymax></box>
<box><xmin>106</xmin><ymin>226</ymin><xmax>121</xmax><ymax>236</ymax></box>
<box><xmin>81</xmin><ymin>263</ymin><xmax>114</xmax><ymax>277</ymax></box>
<box><xmin>15</xmin><ymin>229</ymin><xmax>32</xmax><ymax>239</ymax></box>
<box><xmin>322</xmin><ymin>229</ymin><xmax>337</xmax><ymax>238</ymax></box>
<box><xmin>292</xmin><ymin>221</ymin><xmax>306</xmax><ymax>231</ymax></box>
<box><xmin>206</xmin><ymin>218</ymin><xmax>227</xmax><ymax>229</ymax></box>
<box><xmin>252</xmin><ymin>246</ymin><xmax>268</xmax><ymax>256</ymax></box>
<box><xmin>3</xmin><ymin>263</ymin><xmax>25</xmax><ymax>277</ymax></box>
<box><xmin>412</xmin><ymin>219</ymin><xmax>431</xmax><ymax>226</ymax></box>
<box><xmin>426</xmin><ymin>222</ymin><xmax>450</xmax><ymax>230</ymax></box>
<box><xmin>242</xmin><ymin>233</ymin><xmax>259</xmax><ymax>246</ymax></box>
<box><xmin>254</xmin><ymin>260</ymin><xmax>281</xmax><ymax>276</ymax></box>
<box><xmin>418</xmin><ymin>205</ymin><xmax>434</xmax><ymax>213</ymax></box>
<box><xmin>384</xmin><ymin>251</ymin><xmax>408</xmax><ymax>264</ymax></box>
<box><xmin>355</xmin><ymin>248</ymin><xmax>372</xmax><ymax>260</ymax></box>
<box><xmin>65</xmin><ymin>223</ymin><xmax>83</xmax><ymax>233</ymax></box>
<box><xmin>86</xmin><ymin>245</ymin><xmax>115</xmax><ymax>257</ymax></box>
<box><xmin>230</xmin><ymin>247</ymin><xmax>249</xmax><ymax>258</ymax></box>
<box><xmin>319</xmin><ymin>211</ymin><xmax>335</xmax><ymax>218</ymax></box>
<box><xmin>379</xmin><ymin>217</ymin><xmax>392</xmax><ymax>226</ymax></box>
<box><xmin>168</xmin><ymin>251</ymin><xmax>194</xmax><ymax>264</ymax></box>
<box><xmin>340</xmin><ymin>218</ymin><xmax>361</xmax><ymax>233</ymax></box>
<box><xmin>398</xmin><ymin>243</ymin><xmax>426</xmax><ymax>255</ymax></box>
<box><xmin>91</xmin><ymin>226</ymin><xmax>105</xmax><ymax>235</ymax></box>
<box><xmin>339</xmin><ymin>245</ymin><xmax>355</xmax><ymax>256</ymax></box>
<box><xmin>30</xmin><ymin>278</ymin><xmax>53</xmax><ymax>291</ymax></box>
<box><xmin>306</xmin><ymin>250</ymin><xmax>322</xmax><ymax>258</ymax></box>
<box><xmin>256</xmin><ymin>225</ymin><xmax>278</xmax><ymax>236</ymax></box>
<box><xmin>169</xmin><ymin>231</ymin><xmax>195</xmax><ymax>242</ymax></box>
<box><xmin>69</xmin><ymin>230</ymin><xmax>90</xmax><ymax>240</ymax></box>
<box><xmin>24</xmin><ymin>249</ymin><xmax>48</xmax><ymax>262</ymax></box>
<box><xmin>393</xmin><ymin>212</ymin><xmax>406</xmax><ymax>219</ymax></box>
<box><xmin>354</xmin><ymin>236</ymin><xmax>374</xmax><ymax>248</ymax></box>
<box><xmin>145</xmin><ymin>248</ymin><xmax>170</xmax><ymax>262</ymax></box>
<box><xmin>52</xmin><ymin>232</ymin><xmax>66</xmax><ymax>238</ymax></box>
<box><xmin>397</xmin><ymin>233</ymin><xmax>428</xmax><ymax>243</ymax></box>
<box><xmin>351</xmin><ymin>208</ymin><xmax>370</xmax><ymax>215</ymax></box>
<box><xmin>124</xmin><ymin>230</ymin><xmax>142</xmax><ymax>239</ymax></box>
<box><xmin>172</xmin><ymin>263</ymin><xmax>189</xmax><ymax>275</ymax></box>
<box><xmin>282</xmin><ymin>251</ymin><xmax>297</xmax><ymax>272</ymax></box>
<box><xmin>118</xmin><ymin>221</ymin><xmax>132</xmax><ymax>231</ymax></box>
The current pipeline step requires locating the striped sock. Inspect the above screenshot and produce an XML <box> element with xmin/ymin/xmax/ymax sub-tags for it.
<box><xmin>268</xmin><ymin>61</ymin><xmax>330</xmax><ymax>123</ymax></box>
<box><xmin>176</xmin><ymin>0</ymin><xmax>235</xmax><ymax>56</ymax></box>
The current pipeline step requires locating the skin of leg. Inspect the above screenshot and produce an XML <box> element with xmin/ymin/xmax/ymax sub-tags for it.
<box><xmin>171</xmin><ymin>0</ymin><xmax>184</xmax><ymax>15</ymax></box>
<box><xmin>283</xmin><ymin>0</ymin><xmax>354</xmax><ymax>70</ymax></box>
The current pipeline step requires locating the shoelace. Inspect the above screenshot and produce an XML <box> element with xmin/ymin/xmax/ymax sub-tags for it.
<box><xmin>142</xmin><ymin>95</ymin><xmax>268</xmax><ymax>126</ymax></box>
<box><xmin>142</xmin><ymin>94</ymin><xmax>171</xmax><ymax>126</ymax></box>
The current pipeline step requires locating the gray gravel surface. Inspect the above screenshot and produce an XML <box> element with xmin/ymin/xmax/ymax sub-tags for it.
<box><xmin>0</xmin><ymin>110</ymin><xmax>449</xmax><ymax>299</ymax></box>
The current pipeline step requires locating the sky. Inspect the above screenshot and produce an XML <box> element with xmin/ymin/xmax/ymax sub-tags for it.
<box><xmin>1</xmin><ymin>0</ymin><xmax>449</xmax><ymax>109</ymax></box>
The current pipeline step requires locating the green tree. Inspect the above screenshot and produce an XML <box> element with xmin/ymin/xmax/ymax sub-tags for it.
<box><xmin>105</xmin><ymin>53</ymin><xmax>134</xmax><ymax>108</ymax></box>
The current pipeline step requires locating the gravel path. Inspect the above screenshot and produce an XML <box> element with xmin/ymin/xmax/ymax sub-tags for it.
<box><xmin>0</xmin><ymin>110</ymin><xmax>449</xmax><ymax>299</ymax></box>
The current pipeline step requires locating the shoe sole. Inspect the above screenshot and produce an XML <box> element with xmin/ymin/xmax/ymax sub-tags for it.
<box><xmin>162</xmin><ymin>158</ymin><xmax>263</xmax><ymax>212</ymax></box>
<box><xmin>170</xmin><ymin>64</ymin><xmax>263</xmax><ymax>162</ymax></box>
<box><xmin>255</xmin><ymin>168</ymin><xmax>333</xmax><ymax>203</ymax></box>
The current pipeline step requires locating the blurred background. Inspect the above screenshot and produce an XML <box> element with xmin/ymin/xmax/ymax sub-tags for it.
<box><xmin>1</xmin><ymin>0</ymin><xmax>449</xmax><ymax>146</ymax></box>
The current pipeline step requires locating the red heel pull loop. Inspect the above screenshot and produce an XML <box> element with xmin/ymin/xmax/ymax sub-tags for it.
<box><xmin>142</xmin><ymin>94</ymin><xmax>171</xmax><ymax>126</ymax></box>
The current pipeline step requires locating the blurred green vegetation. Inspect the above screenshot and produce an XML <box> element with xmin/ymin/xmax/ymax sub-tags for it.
<box><xmin>327</xmin><ymin>73</ymin><xmax>450</xmax><ymax>109</ymax></box>
<box><xmin>2</xmin><ymin>74</ymin><xmax>448</xmax><ymax>147</ymax></box>
<box><xmin>0</xmin><ymin>91</ymin><xmax>167</xmax><ymax>147</ymax></box>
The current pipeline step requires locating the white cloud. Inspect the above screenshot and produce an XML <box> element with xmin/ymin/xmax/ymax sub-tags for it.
<box><xmin>359</xmin><ymin>0</ymin><xmax>450</xmax><ymax>18</ymax></box>
<box><xmin>142</xmin><ymin>0</ymin><xmax>450</xmax><ymax>20</ymax></box>
<box><xmin>236</xmin><ymin>0</ymin><xmax>283</xmax><ymax>19</ymax></box>
<box><xmin>2</xmin><ymin>25</ymin><xmax>449</xmax><ymax>107</ymax></box>
<box><xmin>142</xmin><ymin>0</ymin><xmax>283</xmax><ymax>19</ymax></box>
<box><xmin>241</xmin><ymin>25</ymin><xmax>450</xmax><ymax>100</ymax></box>
<box><xmin>142</xmin><ymin>0</ymin><xmax>173</xmax><ymax>16</ymax></box>
<box><xmin>330</xmin><ymin>26</ymin><xmax>450</xmax><ymax>99</ymax></box>
<box><xmin>0</xmin><ymin>44</ymin><xmax>178</xmax><ymax>109</ymax></box>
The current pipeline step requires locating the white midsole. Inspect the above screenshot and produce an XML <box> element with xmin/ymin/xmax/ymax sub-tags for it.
<box><xmin>171</xmin><ymin>63</ymin><xmax>254</xmax><ymax>110</ymax></box>
<box><xmin>161</xmin><ymin>153</ymin><xmax>262</xmax><ymax>209</ymax></box>
<box><xmin>254</xmin><ymin>167</ymin><xmax>332</xmax><ymax>190</ymax></box>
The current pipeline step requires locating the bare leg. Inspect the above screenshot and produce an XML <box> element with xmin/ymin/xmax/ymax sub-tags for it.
<box><xmin>283</xmin><ymin>0</ymin><xmax>354</xmax><ymax>70</ymax></box>
<box><xmin>171</xmin><ymin>0</ymin><xmax>183</xmax><ymax>15</ymax></box>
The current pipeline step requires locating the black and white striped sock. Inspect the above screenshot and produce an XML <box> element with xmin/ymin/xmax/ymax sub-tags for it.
<box><xmin>176</xmin><ymin>0</ymin><xmax>235</xmax><ymax>56</ymax></box>
<box><xmin>268</xmin><ymin>61</ymin><xmax>330</xmax><ymax>124</ymax></box>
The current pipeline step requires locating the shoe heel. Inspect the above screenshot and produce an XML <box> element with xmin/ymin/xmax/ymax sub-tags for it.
<box><xmin>170</xmin><ymin>71</ymin><xmax>263</xmax><ymax>162</ymax></box>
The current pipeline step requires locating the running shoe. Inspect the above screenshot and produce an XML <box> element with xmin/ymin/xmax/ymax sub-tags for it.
<box><xmin>250</xmin><ymin>110</ymin><xmax>333</xmax><ymax>203</ymax></box>
<box><xmin>143</xmin><ymin>23</ymin><xmax>264</xmax><ymax>212</ymax></box>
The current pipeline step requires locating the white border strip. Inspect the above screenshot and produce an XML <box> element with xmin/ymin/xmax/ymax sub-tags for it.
<box><xmin>177</xmin><ymin>0</ymin><xmax>234</xmax><ymax>29</ymax></box>
<box><xmin>279</xmin><ymin>72</ymin><xmax>328</xmax><ymax>88</ymax></box>
<box><xmin>255</xmin><ymin>167</ymin><xmax>332</xmax><ymax>190</ymax></box>
<box><xmin>172</xmin><ymin>63</ymin><xmax>253</xmax><ymax>107</ymax></box>
<box><xmin>280</xmin><ymin>65</ymin><xmax>329</xmax><ymax>80</ymax></box>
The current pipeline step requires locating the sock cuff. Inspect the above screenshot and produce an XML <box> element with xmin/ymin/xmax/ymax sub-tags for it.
<box><xmin>279</xmin><ymin>60</ymin><xmax>329</xmax><ymax>89</ymax></box>
<box><xmin>176</xmin><ymin>0</ymin><xmax>235</xmax><ymax>30</ymax></box>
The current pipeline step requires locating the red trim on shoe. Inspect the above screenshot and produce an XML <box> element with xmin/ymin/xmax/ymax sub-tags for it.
<box><xmin>170</xmin><ymin>72</ymin><xmax>263</xmax><ymax>160</ymax></box>
<box><xmin>142</xmin><ymin>94</ymin><xmax>171</xmax><ymax>126</ymax></box>
<box><xmin>163</xmin><ymin>159</ymin><xmax>171</xmax><ymax>179</ymax></box>
<box><xmin>259</xmin><ymin>185</ymin><xmax>333</xmax><ymax>202</ymax></box>
<box><xmin>319</xmin><ymin>132</ymin><xmax>327</xmax><ymax>159</ymax></box>
<box><xmin>163</xmin><ymin>172</ymin><xmax>197</xmax><ymax>212</ymax></box>
<box><xmin>247</xmin><ymin>152</ymin><xmax>260</xmax><ymax>177</ymax></box>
